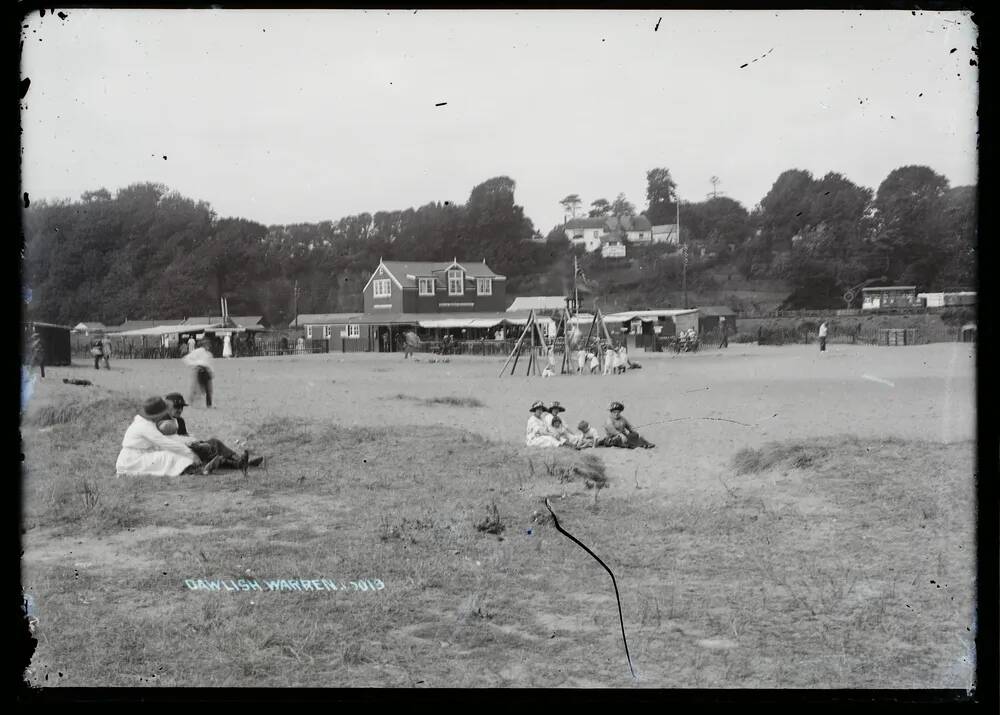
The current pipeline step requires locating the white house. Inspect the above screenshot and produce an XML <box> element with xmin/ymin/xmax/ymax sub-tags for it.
<box><xmin>600</xmin><ymin>233</ymin><xmax>627</xmax><ymax>258</ymax></box>
<box><xmin>563</xmin><ymin>218</ymin><xmax>606</xmax><ymax>252</ymax></box>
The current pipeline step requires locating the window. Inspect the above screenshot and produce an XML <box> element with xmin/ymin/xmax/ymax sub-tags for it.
<box><xmin>448</xmin><ymin>269</ymin><xmax>463</xmax><ymax>296</ymax></box>
<box><xmin>373</xmin><ymin>279</ymin><xmax>391</xmax><ymax>298</ymax></box>
<box><xmin>593</xmin><ymin>230</ymin><xmax>600</xmax><ymax>239</ymax></box>
<box><xmin>306</xmin><ymin>325</ymin><xmax>313</xmax><ymax>339</ymax></box>
<box><xmin>476</xmin><ymin>277</ymin><xmax>492</xmax><ymax>296</ymax></box>
<box><xmin>323</xmin><ymin>325</ymin><xmax>332</xmax><ymax>339</ymax></box>
<box><xmin>347</xmin><ymin>324</ymin><xmax>360</xmax><ymax>338</ymax></box>
<box><xmin>418</xmin><ymin>277</ymin><xmax>435</xmax><ymax>296</ymax></box>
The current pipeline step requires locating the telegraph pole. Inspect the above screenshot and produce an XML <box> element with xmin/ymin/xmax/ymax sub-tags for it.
<box><xmin>293</xmin><ymin>279</ymin><xmax>299</xmax><ymax>329</ymax></box>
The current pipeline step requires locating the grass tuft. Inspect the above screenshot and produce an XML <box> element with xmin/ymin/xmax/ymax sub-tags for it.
<box><xmin>394</xmin><ymin>394</ymin><xmax>484</xmax><ymax>408</ymax></box>
<box><xmin>732</xmin><ymin>442</ymin><xmax>832</xmax><ymax>475</ymax></box>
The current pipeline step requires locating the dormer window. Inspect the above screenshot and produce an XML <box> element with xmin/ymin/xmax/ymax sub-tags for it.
<box><xmin>373</xmin><ymin>279</ymin><xmax>391</xmax><ymax>298</ymax></box>
<box><xmin>448</xmin><ymin>269</ymin><xmax>464</xmax><ymax>296</ymax></box>
<box><xmin>476</xmin><ymin>277</ymin><xmax>493</xmax><ymax>296</ymax></box>
<box><xmin>418</xmin><ymin>277</ymin><xmax>435</xmax><ymax>296</ymax></box>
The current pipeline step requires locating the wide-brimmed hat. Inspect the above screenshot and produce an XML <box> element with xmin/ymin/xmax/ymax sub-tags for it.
<box><xmin>609</xmin><ymin>401</ymin><xmax>625</xmax><ymax>412</ymax></box>
<box><xmin>140</xmin><ymin>396</ymin><xmax>170</xmax><ymax>422</ymax></box>
<box><xmin>548</xmin><ymin>401</ymin><xmax>566</xmax><ymax>413</ymax></box>
<box><xmin>164</xmin><ymin>392</ymin><xmax>189</xmax><ymax>407</ymax></box>
<box><xmin>529</xmin><ymin>400</ymin><xmax>547</xmax><ymax>412</ymax></box>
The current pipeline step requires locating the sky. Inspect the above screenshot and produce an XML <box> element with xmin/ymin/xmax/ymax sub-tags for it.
<box><xmin>21</xmin><ymin>9</ymin><xmax>978</xmax><ymax>235</ymax></box>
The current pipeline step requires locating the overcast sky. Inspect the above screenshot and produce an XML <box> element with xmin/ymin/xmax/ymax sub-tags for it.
<box><xmin>21</xmin><ymin>9</ymin><xmax>977</xmax><ymax>234</ymax></box>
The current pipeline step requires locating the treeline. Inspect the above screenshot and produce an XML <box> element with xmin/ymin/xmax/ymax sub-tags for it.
<box><xmin>550</xmin><ymin>165</ymin><xmax>976</xmax><ymax>308</ymax></box>
<box><xmin>22</xmin><ymin>177</ymin><xmax>566</xmax><ymax>326</ymax></box>
<box><xmin>22</xmin><ymin>165</ymin><xmax>976</xmax><ymax>325</ymax></box>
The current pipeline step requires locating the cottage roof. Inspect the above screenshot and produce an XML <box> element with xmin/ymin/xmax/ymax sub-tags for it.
<box><xmin>184</xmin><ymin>316</ymin><xmax>265</xmax><ymax>329</ymax></box>
<box><xmin>600</xmin><ymin>231</ymin><xmax>626</xmax><ymax>245</ymax></box>
<box><xmin>564</xmin><ymin>218</ymin><xmax>607</xmax><ymax>230</ymax></box>
<box><xmin>290</xmin><ymin>313</ymin><xmax>365</xmax><ymax>328</ymax></box>
<box><xmin>114</xmin><ymin>319</ymin><xmax>186</xmax><ymax>331</ymax></box>
<box><xmin>605</xmin><ymin>215</ymin><xmax>652</xmax><ymax>233</ymax></box>
<box><xmin>73</xmin><ymin>321</ymin><xmax>109</xmax><ymax>332</ymax></box>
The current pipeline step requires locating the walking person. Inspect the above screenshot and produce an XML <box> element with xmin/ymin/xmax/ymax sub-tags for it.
<box><xmin>183</xmin><ymin>340</ymin><xmax>215</xmax><ymax>408</ymax></box>
<box><xmin>30</xmin><ymin>328</ymin><xmax>45</xmax><ymax>378</ymax></box>
<box><xmin>101</xmin><ymin>334</ymin><xmax>112</xmax><ymax>369</ymax></box>
<box><xmin>719</xmin><ymin>316</ymin><xmax>729</xmax><ymax>349</ymax></box>
<box><xmin>222</xmin><ymin>333</ymin><xmax>233</xmax><ymax>358</ymax></box>
<box><xmin>818</xmin><ymin>321</ymin><xmax>828</xmax><ymax>352</ymax></box>
<box><xmin>90</xmin><ymin>338</ymin><xmax>103</xmax><ymax>370</ymax></box>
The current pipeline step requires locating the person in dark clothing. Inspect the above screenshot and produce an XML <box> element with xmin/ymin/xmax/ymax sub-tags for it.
<box><xmin>719</xmin><ymin>316</ymin><xmax>729</xmax><ymax>349</ymax></box>
<box><xmin>91</xmin><ymin>339</ymin><xmax>104</xmax><ymax>370</ymax></box>
<box><xmin>30</xmin><ymin>329</ymin><xmax>45</xmax><ymax>378</ymax></box>
<box><xmin>163</xmin><ymin>393</ymin><xmax>264</xmax><ymax>474</ymax></box>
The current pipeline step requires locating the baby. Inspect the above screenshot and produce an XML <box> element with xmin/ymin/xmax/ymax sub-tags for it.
<box><xmin>550</xmin><ymin>416</ymin><xmax>582</xmax><ymax>449</ymax></box>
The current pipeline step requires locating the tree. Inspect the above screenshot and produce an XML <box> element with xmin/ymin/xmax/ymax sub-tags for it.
<box><xmin>588</xmin><ymin>198</ymin><xmax>611</xmax><ymax>218</ymax></box>
<box><xmin>559</xmin><ymin>193</ymin><xmax>583</xmax><ymax>220</ymax></box>
<box><xmin>645</xmin><ymin>167</ymin><xmax>678</xmax><ymax>224</ymax></box>
<box><xmin>610</xmin><ymin>193</ymin><xmax>636</xmax><ymax>218</ymax></box>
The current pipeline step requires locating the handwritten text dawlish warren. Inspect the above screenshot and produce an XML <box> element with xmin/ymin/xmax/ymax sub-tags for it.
<box><xmin>185</xmin><ymin>578</ymin><xmax>384</xmax><ymax>592</ymax></box>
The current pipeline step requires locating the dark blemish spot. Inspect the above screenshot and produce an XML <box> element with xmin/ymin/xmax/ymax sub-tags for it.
<box><xmin>40</xmin><ymin>8</ymin><xmax>45</xmax><ymax>17</ymax></box>
<box><xmin>655</xmin><ymin>17</ymin><xmax>661</xmax><ymax>31</ymax></box>
<box><xmin>740</xmin><ymin>63</ymin><xmax>748</xmax><ymax>69</ymax></box>
<box><xmin>444</xmin><ymin>201</ymin><xmax>450</xmax><ymax>205</ymax></box>
<box><xmin>972</xmin><ymin>46</ymin><xmax>978</xmax><ymax>54</ymax></box>
<box><xmin>918</xmin><ymin>93</ymin><xmax>923</xmax><ymax>97</ymax></box>
<box><xmin>163</xmin><ymin>155</ymin><xmax>167</xmax><ymax>160</ymax></box>
<box><xmin>20</xmin><ymin>78</ymin><xmax>30</xmax><ymax>98</ymax></box>
<box><xmin>970</xmin><ymin>59</ymin><xmax>977</xmax><ymax>66</ymax></box>
<box><xmin>950</xmin><ymin>48</ymin><xmax>957</xmax><ymax>53</ymax></box>
<box><xmin>795</xmin><ymin>212</ymin><xmax>802</xmax><ymax>217</ymax></box>
<box><xmin>602</xmin><ymin>38</ymin><xmax>605</xmax><ymax>42</ymax></box>
<box><xmin>435</xmin><ymin>102</ymin><xmax>446</xmax><ymax>107</ymax></box>
<box><xmin>891</xmin><ymin>115</ymin><xmax>894</xmax><ymax>119</ymax></box>
<box><xmin>930</xmin><ymin>580</ymin><xmax>935</xmax><ymax>584</ymax></box>
<box><xmin>58</xmin><ymin>11</ymin><xmax>68</xmax><ymax>20</ymax></box>
<box><xmin>23</xmin><ymin>192</ymin><xmax>29</xmax><ymax>208</ymax></box>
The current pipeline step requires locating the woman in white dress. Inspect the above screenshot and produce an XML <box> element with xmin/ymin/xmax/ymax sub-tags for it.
<box><xmin>116</xmin><ymin>397</ymin><xmax>201</xmax><ymax>477</ymax></box>
<box><xmin>222</xmin><ymin>333</ymin><xmax>233</xmax><ymax>358</ymax></box>
<box><xmin>526</xmin><ymin>400</ymin><xmax>565</xmax><ymax>448</ymax></box>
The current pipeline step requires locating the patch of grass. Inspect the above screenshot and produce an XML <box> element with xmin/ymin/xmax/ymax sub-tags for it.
<box><xmin>474</xmin><ymin>500</ymin><xmax>505</xmax><ymax>534</ymax></box>
<box><xmin>732</xmin><ymin>442</ymin><xmax>832</xmax><ymax>475</ymax></box>
<box><xmin>25</xmin><ymin>394</ymin><xmax>138</xmax><ymax>428</ymax></box>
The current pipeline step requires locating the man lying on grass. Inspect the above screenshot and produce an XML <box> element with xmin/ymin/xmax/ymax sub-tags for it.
<box><xmin>163</xmin><ymin>393</ymin><xmax>263</xmax><ymax>475</ymax></box>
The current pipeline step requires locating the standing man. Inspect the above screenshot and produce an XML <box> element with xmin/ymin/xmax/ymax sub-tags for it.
<box><xmin>719</xmin><ymin>316</ymin><xmax>729</xmax><ymax>349</ymax></box>
<box><xmin>818</xmin><ymin>321</ymin><xmax>828</xmax><ymax>352</ymax></box>
<box><xmin>91</xmin><ymin>338</ymin><xmax>104</xmax><ymax>370</ymax></box>
<box><xmin>30</xmin><ymin>327</ymin><xmax>45</xmax><ymax>378</ymax></box>
<box><xmin>183</xmin><ymin>340</ymin><xmax>215</xmax><ymax>408</ymax></box>
<box><xmin>101</xmin><ymin>334</ymin><xmax>112</xmax><ymax>369</ymax></box>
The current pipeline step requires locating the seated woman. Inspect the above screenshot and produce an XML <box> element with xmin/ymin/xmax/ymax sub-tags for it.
<box><xmin>604</xmin><ymin>401</ymin><xmax>655</xmax><ymax>449</ymax></box>
<box><xmin>526</xmin><ymin>400</ymin><xmax>567</xmax><ymax>448</ymax></box>
<box><xmin>116</xmin><ymin>397</ymin><xmax>203</xmax><ymax>477</ymax></box>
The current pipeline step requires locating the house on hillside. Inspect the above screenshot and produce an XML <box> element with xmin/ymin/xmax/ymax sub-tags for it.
<box><xmin>564</xmin><ymin>218</ymin><xmax>607</xmax><ymax>252</ymax></box>
<box><xmin>861</xmin><ymin>286</ymin><xmax>920</xmax><ymax>310</ymax></box>
<box><xmin>600</xmin><ymin>232</ymin><xmax>627</xmax><ymax>258</ymax></box>
<box><xmin>564</xmin><ymin>215</ymin><xmax>654</xmax><ymax>253</ymax></box>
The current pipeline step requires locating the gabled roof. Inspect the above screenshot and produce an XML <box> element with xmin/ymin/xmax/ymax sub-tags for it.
<box><xmin>184</xmin><ymin>316</ymin><xmax>265</xmax><ymax>329</ymax></box>
<box><xmin>565</xmin><ymin>218</ymin><xmax>607</xmax><ymax>230</ymax></box>
<box><xmin>506</xmin><ymin>296</ymin><xmax>569</xmax><ymax>312</ymax></box>
<box><xmin>368</xmin><ymin>260</ymin><xmax>506</xmax><ymax>290</ymax></box>
<box><xmin>605</xmin><ymin>215</ymin><xmax>652</xmax><ymax>232</ymax></box>
<box><xmin>115</xmin><ymin>319</ymin><xmax>186</xmax><ymax>331</ymax></box>
<box><xmin>73</xmin><ymin>321</ymin><xmax>108</xmax><ymax>331</ymax></box>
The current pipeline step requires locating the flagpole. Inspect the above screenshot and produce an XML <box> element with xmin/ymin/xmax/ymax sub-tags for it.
<box><xmin>574</xmin><ymin>255</ymin><xmax>580</xmax><ymax>319</ymax></box>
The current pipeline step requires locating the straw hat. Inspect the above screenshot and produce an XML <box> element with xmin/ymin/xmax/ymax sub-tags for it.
<box><xmin>609</xmin><ymin>401</ymin><xmax>625</xmax><ymax>412</ymax></box>
<box><xmin>548</xmin><ymin>401</ymin><xmax>566</xmax><ymax>414</ymax></box>
<box><xmin>529</xmin><ymin>400</ymin><xmax>547</xmax><ymax>412</ymax></box>
<box><xmin>140</xmin><ymin>396</ymin><xmax>170</xmax><ymax>422</ymax></box>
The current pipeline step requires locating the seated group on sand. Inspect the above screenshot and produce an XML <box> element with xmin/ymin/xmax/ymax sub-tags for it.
<box><xmin>525</xmin><ymin>400</ymin><xmax>655</xmax><ymax>450</ymax></box>
<box><xmin>115</xmin><ymin>393</ymin><xmax>265</xmax><ymax>478</ymax></box>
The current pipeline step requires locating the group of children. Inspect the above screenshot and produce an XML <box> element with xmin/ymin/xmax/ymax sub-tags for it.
<box><xmin>525</xmin><ymin>399</ymin><xmax>655</xmax><ymax>450</ymax></box>
<box><xmin>115</xmin><ymin>393</ymin><xmax>265</xmax><ymax>478</ymax></box>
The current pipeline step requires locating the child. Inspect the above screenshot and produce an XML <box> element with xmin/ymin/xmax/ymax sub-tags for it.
<box><xmin>576</xmin><ymin>420</ymin><xmax>604</xmax><ymax>448</ymax></box>
<box><xmin>587</xmin><ymin>349</ymin><xmax>600</xmax><ymax>374</ymax></box>
<box><xmin>550</xmin><ymin>416</ymin><xmax>582</xmax><ymax>449</ymax></box>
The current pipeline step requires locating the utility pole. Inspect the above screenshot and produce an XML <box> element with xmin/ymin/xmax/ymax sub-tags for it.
<box><xmin>709</xmin><ymin>176</ymin><xmax>722</xmax><ymax>199</ymax></box>
<box><xmin>293</xmin><ymin>279</ymin><xmax>299</xmax><ymax>329</ymax></box>
<box><xmin>678</xmin><ymin>197</ymin><xmax>687</xmax><ymax>309</ymax></box>
<box><xmin>573</xmin><ymin>255</ymin><xmax>580</xmax><ymax>318</ymax></box>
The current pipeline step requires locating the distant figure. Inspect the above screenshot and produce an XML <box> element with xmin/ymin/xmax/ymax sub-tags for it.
<box><xmin>403</xmin><ymin>330</ymin><xmax>420</xmax><ymax>359</ymax></box>
<box><xmin>90</xmin><ymin>339</ymin><xmax>103</xmax><ymax>370</ymax></box>
<box><xmin>603</xmin><ymin>342</ymin><xmax>615</xmax><ymax>376</ymax></box>
<box><xmin>296</xmin><ymin>336</ymin><xmax>306</xmax><ymax>354</ymax></box>
<box><xmin>101</xmin><ymin>335</ymin><xmax>112</xmax><ymax>369</ymax></box>
<box><xmin>222</xmin><ymin>333</ymin><xmax>233</xmax><ymax>358</ymax></box>
<box><xmin>577</xmin><ymin>348</ymin><xmax>587</xmax><ymax>374</ymax></box>
<box><xmin>818</xmin><ymin>321</ymin><xmax>828</xmax><ymax>352</ymax></box>
<box><xmin>587</xmin><ymin>349</ymin><xmax>600</xmax><ymax>374</ymax></box>
<box><xmin>613</xmin><ymin>344</ymin><xmax>626</xmax><ymax>374</ymax></box>
<box><xmin>719</xmin><ymin>316</ymin><xmax>729</xmax><ymax>349</ymax></box>
<box><xmin>188</xmin><ymin>336</ymin><xmax>197</xmax><ymax>354</ymax></box>
<box><xmin>183</xmin><ymin>341</ymin><xmax>215</xmax><ymax>408</ymax></box>
<box><xmin>30</xmin><ymin>328</ymin><xmax>45</xmax><ymax>378</ymax></box>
